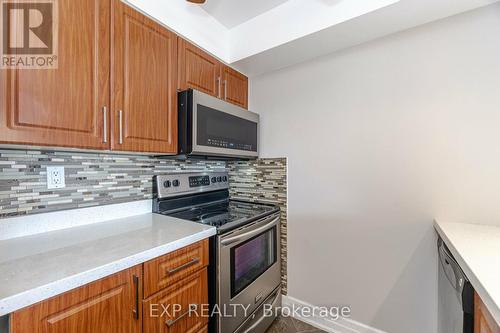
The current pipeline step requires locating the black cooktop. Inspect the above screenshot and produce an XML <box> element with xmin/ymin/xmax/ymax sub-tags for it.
<box><xmin>162</xmin><ymin>200</ymin><xmax>278</xmax><ymax>231</ymax></box>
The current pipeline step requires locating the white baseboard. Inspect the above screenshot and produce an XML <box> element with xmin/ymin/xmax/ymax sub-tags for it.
<box><xmin>281</xmin><ymin>295</ymin><xmax>388</xmax><ymax>333</ymax></box>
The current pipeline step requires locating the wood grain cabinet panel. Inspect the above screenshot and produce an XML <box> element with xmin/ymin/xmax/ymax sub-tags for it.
<box><xmin>221</xmin><ymin>65</ymin><xmax>248</xmax><ymax>109</ymax></box>
<box><xmin>0</xmin><ymin>0</ymin><xmax>110</xmax><ymax>149</ymax></box>
<box><xmin>143</xmin><ymin>268</ymin><xmax>208</xmax><ymax>333</ymax></box>
<box><xmin>177</xmin><ymin>38</ymin><xmax>249</xmax><ymax>110</ymax></box>
<box><xmin>475</xmin><ymin>292</ymin><xmax>500</xmax><ymax>333</ymax></box>
<box><xmin>197</xmin><ymin>325</ymin><xmax>208</xmax><ymax>333</ymax></box>
<box><xmin>111</xmin><ymin>0</ymin><xmax>177</xmax><ymax>154</ymax></box>
<box><xmin>10</xmin><ymin>265</ymin><xmax>142</xmax><ymax>333</ymax></box>
<box><xmin>144</xmin><ymin>239</ymin><xmax>209</xmax><ymax>298</ymax></box>
<box><xmin>178</xmin><ymin>39</ymin><xmax>221</xmax><ymax>98</ymax></box>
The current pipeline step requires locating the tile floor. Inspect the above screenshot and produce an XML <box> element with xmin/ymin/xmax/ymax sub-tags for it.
<box><xmin>266</xmin><ymin>316</ymin><xmax>326</xmax><ymax>333</ymax></box>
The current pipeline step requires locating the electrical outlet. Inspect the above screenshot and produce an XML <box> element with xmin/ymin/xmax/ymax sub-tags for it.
<box><xmin>47</xmin><ymin>166</ymin><xmax>66</xmax><ymax>189</ymax></box>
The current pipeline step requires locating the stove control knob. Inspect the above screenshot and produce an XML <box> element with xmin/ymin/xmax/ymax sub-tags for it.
<box><xmin>163</xmin><ymin>180</ymin><xmax>171</xmax><ymax>188</ymax></box>
<box><xmin>172</xmin><ymin>179</ymin><xmax>180</xmax><ymax>187</ymax></box>
<box><xmin>211</xmin><ymin>177</ymin><xmax>217</xmax><ymax>183</ymax></box>
<box><xmin>222</xmin><ymin>176</ymin><xmax>228</xmax><ymax>182</ymax></box>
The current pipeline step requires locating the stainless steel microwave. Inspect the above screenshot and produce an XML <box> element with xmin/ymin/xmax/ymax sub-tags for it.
<box><xmin>178</xmin><ymin>89</ymin><xmax>259</xmax><ymax>159</ymax></box>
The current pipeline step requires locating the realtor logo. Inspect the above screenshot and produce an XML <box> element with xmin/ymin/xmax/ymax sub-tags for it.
<box><xmin>1</xmin><ymin>0</ymin><xmax>58</xmax><ymax>68</ymax></box>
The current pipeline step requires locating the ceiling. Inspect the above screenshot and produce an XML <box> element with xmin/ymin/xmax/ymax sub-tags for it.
<box><xmin>127</xmin><ymin>0</ymin><xmax>500</xmax><ymax>76</ymax></box>
<box><xmin>201</xmin><ymin>0</ymin><xmax>290</xmax><ymax>28</ymax></box>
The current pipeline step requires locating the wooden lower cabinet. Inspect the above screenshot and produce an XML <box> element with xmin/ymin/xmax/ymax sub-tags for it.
<box><xmin>143</xmin><ymin>268</ymin><xmax>208</xmax><ymax>333</ymax></box>
<box><xmin>144</xmin><ymin>239</ymin><xmax>209</xmax><ymax>298</ymax></box>
<box><xmin>10</xmin><ymin>241</ymin><xmax>209</xmax><ymax>333</ymax></box>
<box><xmin>197</xmin><ymin>325</ymin><xmax>208</xmax><ymax>333</ymax></box>
<box><xmin>10</xmin><ymin>265</ymin><xmax>142</xmax><ymax>333</ymax></box>
<box><xmin>475</xmin><ymin>292</ymin><xmax>500</xmax><ymax>333</ymax></box>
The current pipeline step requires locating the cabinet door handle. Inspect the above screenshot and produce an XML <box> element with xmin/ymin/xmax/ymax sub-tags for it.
<box><xmin>165</xmin><ymin>304</ymin><xmax>197</xmax><ymax>327</ymax></box>
<box><xmin>166</xmin><ymin>257</ymin><xmax>199</xmax><ymax>275</ymax></box>
<box><xmin>223</xmin><ymin>79</ymin><xmax>227</xmax><ymax>100</ymax></box>
<box><xmin>217</xmin><ymin>76</ymin><xmax>221</xmax><ymax>98</ymax></box>
<box><xmin>102</xmin><ymin>106</ymin><xmax>108</xmax><ymax>143</ymax></box>
<box><xmin>132</xmin><ymin>275</ymin><xmax>139</xmax><ymax>320</ymax></box>
<box><xmin>118</xmin><ymin>110</ymin><xmax>123</xmax><ymax>145</ymax></box>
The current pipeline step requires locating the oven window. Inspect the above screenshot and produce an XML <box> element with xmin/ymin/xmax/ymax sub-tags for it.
<box><xmin>230</xmin><ymin>226</ymin><xmax>277</xmax><ymax>298</ymax></box>
<box><xmin>197</xmin><ymin>104</ymin><xmax>257</xmax><ymax>152</ymax></box>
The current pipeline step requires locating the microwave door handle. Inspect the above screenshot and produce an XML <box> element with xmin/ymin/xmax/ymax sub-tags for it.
<box><xmin>220</xmin><ymin>216</ymin><xmax>279</xmax><ymax>246</ymax></box>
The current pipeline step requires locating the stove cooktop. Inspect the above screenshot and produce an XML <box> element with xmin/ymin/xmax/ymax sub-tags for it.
<box><xmin>162</xmin><ymin>200</ymin><xmax>278</xmax><ymax>230</ymax></box>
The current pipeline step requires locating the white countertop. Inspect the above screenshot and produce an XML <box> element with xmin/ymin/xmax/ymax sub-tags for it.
<box><xmin>434</xmin><ymin>220</ymin><xmax>500</xmax><ymax>325</ymax></box>
<box><xmin>0</xmin><ymin>213</ymin><xmax>216</xmax><ymax>316</ymax></box>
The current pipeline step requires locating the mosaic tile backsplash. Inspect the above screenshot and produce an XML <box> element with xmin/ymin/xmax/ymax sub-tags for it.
<box><xmin>0</xmin><ymin>149</ymin><xmax>288</xmax><ymax>294</ymax></box>
<box><xmin>228</xmin><ymin>158</ymin><xmax>287</xmax><ymax>294</ymax></box>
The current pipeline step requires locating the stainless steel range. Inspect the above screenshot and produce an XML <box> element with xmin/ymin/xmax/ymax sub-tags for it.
<box><xmin>153</xmin><ymin>172</ymin><xmax>282</xmax><ymax>333</ymax></box>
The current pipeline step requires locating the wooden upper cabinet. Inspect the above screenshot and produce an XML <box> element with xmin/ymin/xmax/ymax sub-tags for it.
<box><xmin>0</xmin><ymin>0</ymin><xmax>110</xmax><ymax>149</ymax></box>
<box><xmin>221</xmin><ymin>65</ymin><xmax>248</xmax><ymax>109</ymax></box>
<box><xmin>111</xmin><ymin>0</ymin><xmax>177</xmax><ymax>154</ymax></box>
<box><xmin>178</xmin><ymin>38</ymin><xmax>221</xmax><ymax>98</ymax></box>
<box><xmin>10</xmin><ymin>265</ymin><xmax>142</xmax><ymax>333</ymax></box>
<box><xmin>177</xmin><ymin>38</ymin><xmax>249</xmax><ymax>109</ymax></box>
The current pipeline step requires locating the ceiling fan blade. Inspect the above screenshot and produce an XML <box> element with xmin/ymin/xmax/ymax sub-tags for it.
<box><xmin>187</xmin><ymin>0</ymin><xmax>206</xmax><ymax>3</ymax></box>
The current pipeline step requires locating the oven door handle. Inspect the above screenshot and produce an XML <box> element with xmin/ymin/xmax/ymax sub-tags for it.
<box><xmin>220</xmin><ymin>215</ymin><xmax>279</xmax><ymax>247</ymax></box>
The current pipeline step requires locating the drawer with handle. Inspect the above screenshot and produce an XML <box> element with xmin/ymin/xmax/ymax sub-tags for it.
<box><xmin>143</xmin><ymin>268</ymin><xmax>208</xmax><ymax>333</ymax></box>
<box><xmin>144</xmin><ymin>240</ymin><xmax>209</xmax><ymax>298</ymax></box>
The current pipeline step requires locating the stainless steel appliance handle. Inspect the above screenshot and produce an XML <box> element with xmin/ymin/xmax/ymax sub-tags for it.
<box><xmin>242</xmin><ymin>289</ymin><xmax>281</xmax><ymax>333</ymax></box>
<box><xmin>223</xmin><ymin>79</ymin><xmax>227</xmax><ymax>100</ymax></box>
<box><xmin>221</xmin><ymin>215</ymin><xmax>279</xmax><ymax>246</ymax></box>
<box><xmin>217</xmin><ymin>77</ymin><xmax>221</xmax><ymax>98</ymax></box>
<box><xmin>166</xmin><ymin>257</ymin><xmax>199</xmax><ymax>275</ymax></box>
<box><xmin>118</xmin><ymin>110</ymin><xmax>123</xmax><ymax>145</ymax></box>
<box><xmin>102</xmin><ymin>106</ymin><xmax>108</xmax><ymax>143</ymax></box>
<box><xmin>165</xmin><ymin>304</ymin><xmax>197</xmax><ymax>327</ymax></box>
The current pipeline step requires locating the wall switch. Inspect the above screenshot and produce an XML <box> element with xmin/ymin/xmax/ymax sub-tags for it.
<box><xmin>47</xmin><ymin>166</ymin><xmax>66</xmax><ymax>189</ymax></box>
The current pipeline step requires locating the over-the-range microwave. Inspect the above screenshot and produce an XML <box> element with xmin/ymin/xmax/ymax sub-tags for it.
<box><xmin>177</xmin><ymin>89</ymin><xmax>259</xmax><ymax>159</ymax></box>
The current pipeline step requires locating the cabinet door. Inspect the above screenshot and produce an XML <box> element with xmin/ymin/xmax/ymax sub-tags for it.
<box><xmin>475</xmin><ymin>292</ymin><xmax>500</xmax><ymax>333</ymax></box>
<box><xmin>10</xmin><ymin>266</ymin><xmax>142</xmax><ymax>333</ymax></box>
<box><xmin>112</xmin><ymin>0</ymin><xmax>177</xmax><ymax>154</ymax></box>
<box><xmin>221</xmin><ymin>66</ymin><xmax>248</xmax><ymax>109</ymax></box>
<box><xmin>0</xmin><ymin>0</ymin><xmax>110</xmax><ymax>149</ymax></box>
<box><xmin>178</xmin><ymin>38</ymin><xmax>221</xmax><ymax>98</ymax></box>
<box><xmin>144</xmin><ymin>239</ymin><xmax>209</xmax><ymax>298</ymax></box>
<box><xmin>143</xmin><ymin>268</ymin><xmax>208</xmax><ymax>333</ymax></box>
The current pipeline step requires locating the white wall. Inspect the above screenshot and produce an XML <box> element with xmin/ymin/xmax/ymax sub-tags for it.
<box><xmin>250</xmin><ymin>4</ymin><xmax>500</xmax><ymax>332</ymax></box>
<box><xmin>125</xmin><ymin>0</ymin><xmax>229</xmax><ymax>61</ymax></box>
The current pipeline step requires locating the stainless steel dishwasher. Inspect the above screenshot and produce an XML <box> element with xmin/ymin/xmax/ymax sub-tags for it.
<box><xmin>438</xmin><ymin>238</ymin><xmax>474</xmax><ymax>333</ymax></box>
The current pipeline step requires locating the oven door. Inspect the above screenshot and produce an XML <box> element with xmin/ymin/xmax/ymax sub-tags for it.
<box><xmin>218</xmin><ymin>212</ymin><xmax>281</xmax><ymax>333</ymax></box>
<box><xmin>191</xmin><ymin>89</ymin><xmax>259</xmax><ymax>158</ymax></box>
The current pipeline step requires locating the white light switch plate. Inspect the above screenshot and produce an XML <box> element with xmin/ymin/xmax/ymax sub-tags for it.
<box><xmin>47</xmin><ymin>166</ymin><xmax>66</xmax><ymax>189</ymax></box>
